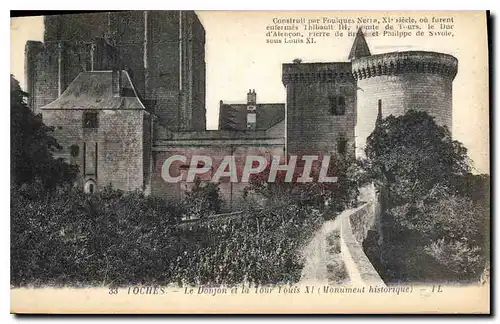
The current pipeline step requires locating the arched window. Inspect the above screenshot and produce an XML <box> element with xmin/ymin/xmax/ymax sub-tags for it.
<box><xmin>84</xmin><ymin>179</ymin><xmax>97</xmax><ymax>194</ymax></box>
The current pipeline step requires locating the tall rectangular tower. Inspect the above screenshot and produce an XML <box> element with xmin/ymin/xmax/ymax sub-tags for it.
<box><xmin>25</xmin><ymin>11</ymin><xmax>206</xmax><ymax>131</ymax></box>
<box><xmin>282</xmin><ymin>62</ymin><xmax>357</xmax><ymax>157</ymax></box>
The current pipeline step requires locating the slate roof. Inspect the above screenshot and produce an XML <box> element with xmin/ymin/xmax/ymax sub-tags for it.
<box><xmin>41</xmin><ymin>70</ymin><xmax>145</xmax><ymax>110</ymax></box>
<box><xmin>219</xmin><ymin>103</ymin><xmax>285</xmax><ymax>131</ymax></box>
<box><xmin>348</xmin><ymin>28</ymin><xmax>371</xmax><ymax>61</ymax></box>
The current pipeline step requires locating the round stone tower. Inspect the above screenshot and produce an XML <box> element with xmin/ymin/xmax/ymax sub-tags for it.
<box><xmin>352</xmin><ymin>49</ymin><xmax>458</xmax><ymax>157</ymax></box>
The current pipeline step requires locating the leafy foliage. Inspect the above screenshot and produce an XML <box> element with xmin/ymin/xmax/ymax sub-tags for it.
<box><xmin>244</xmin><ymin>154</ymin><xmax>359</xmax><ymax>213</ymax></box>
<box><xmin>10</xmin><ymin>75</ymin><xmax>77</xmax><ymax>190</ymax></box>
<box><xmin>360</xmin><ymin>110</ymin><xmax>470</xmax><ymax>206</ymax></box>
<box><xmin>379</xmin><ymin>192</ymin><xmax>489</xmax><ymax>282</ymax></box>
<box><xmin>183</xmin><ymin>178</ymin><xmax>223</xmax><ymax>218</ymax></box>
<box><xmin>425</xmin><ymin>239</ymin><xmax>483</xmax><ymax>277</ymax></box>
<box><xmin>11</xmin><ymin>186</ymin><xmax>323</xmax><ymax>287</ymax></box>
<box><xmin>360</xmin><ymin>110</ymin><xmax>489</xmax><ymax>283</ymax></box>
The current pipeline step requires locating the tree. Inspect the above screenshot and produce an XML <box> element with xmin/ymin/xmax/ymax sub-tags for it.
<box><xmin>10</xmin><ymin>75</ymin><xmax>77</xmax><ymax>191</ymax></box>
<box><xmin>360</xmin><ymin>110</ymin><xmax>471</xmax><ymax>206</ymax></box>
<box><xmin>359</xmin><ymin>110</ymin><xmax>489</xmax><ymax>282</ymax></box>
<box><xmin>183</xmin><ymin>178</ymin><xmax>223</xmax><ymax>218</ymax></box>
<box><xmin>243</xmin><ymin>154</ymin><xmax>359</xmax><ymax>212</ymax></box>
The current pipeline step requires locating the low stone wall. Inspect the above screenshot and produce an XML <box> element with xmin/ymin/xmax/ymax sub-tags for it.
<box><xmin>340</xmin><ymin>203</ymin><xmax>386</xmax><ymax>287</ymax></box>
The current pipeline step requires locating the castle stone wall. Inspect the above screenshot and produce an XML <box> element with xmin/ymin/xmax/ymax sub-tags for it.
<box><xmin>44</xmin><ymin>13</ymin><xmax>110</xmax><ymax>42</ymax></box>
<box><xmin>353</xmin><ymin>51</ymin><xmax>458</xmax><ymax>157</ymax></box>
<box><xmin>26</xmin><ymin>42</ymin><xmax>59</xmax><ymax>113</ymax></box>
<box><xmin>283</xmin><ymin>63</ymin><xmax>356</xmax><ymax>156</ymax></box>
<box><xmin>151</xmin><ymin>134</ymin><xmax>285</xmax><ymax>206</ymax></box>
<box><xmin>26</xmin><ymin>40</ymin><xmax>119</xmax><ymax>114</ymax></box>
<box><xmin>340</xmin><ymin>202</ymin><xmax>385</xmax><ymax>286</ymax></box>
<box><xmin>27</xmin><ymin>11</ymin><xmax>206</xmax><ymax>132</ymax></box>
<box><xmin>42</xmin><ymin>109</ymin><xmax>145</xmax><ymax>192</ymax></box>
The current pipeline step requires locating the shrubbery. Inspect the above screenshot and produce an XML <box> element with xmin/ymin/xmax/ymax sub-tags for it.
<box><xmin>373</xmin><ymin>191</ymin><xmax>489</xmax><ymax>282</ymax></box>
<box><xmin>243</xmin><ymin>154</ymin><xmax>359</xmax><ymax>213</ymax></box>
<box><xmin>11</xmin><ymin>185</ymin><xmax>323</xmax><ymax>287</ymax></box>
<box><xmin>11</xmin><ymin>186</ymin><xmax>180</xmax><ymax>287</ymax></box>
<box><xmin>182</xmin><ymin>178</ymin><xmax>223</xmax><ymax>219</ymax></box>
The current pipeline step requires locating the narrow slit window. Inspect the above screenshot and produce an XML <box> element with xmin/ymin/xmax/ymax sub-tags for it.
<box><xmin>337</xmin><ymin>136</ymin><xmax>348</xmax><ymax>154</ymax></box>
<box><xmin>329</xmin><ymin>96</ymin><xmax>346</xmax><ymax>116</ymax></box>
<box><xmin>70</xmin><ymin>144</ymin><xmax>80</xmax><ymax>157</ymax></box>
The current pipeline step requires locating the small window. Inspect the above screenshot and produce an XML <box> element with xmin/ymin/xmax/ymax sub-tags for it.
<box><xmin>83</xmin><ymin>112</ymin><xmax>98</xmax><ymax>129</ymax></box>
<box><xmin>337</xmin><ymin>137</ymin><xmax>348</xmax><ymax>154</ymax></box>
<box><xmin>329</xmin><ymin>96</ymin><xmax>346</xmax><ymax>116</ymax></box>
<box><xmin>70</xmin><ymin>145</ymin><xmax>80</xmax><ymax>157</ymax></box>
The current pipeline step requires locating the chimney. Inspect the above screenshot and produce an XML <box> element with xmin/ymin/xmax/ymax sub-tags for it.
<box><xmin>247</xmin><ymin>89</ymin><xmax>257</xmax><ymax>104</ymax></box>
<box><xmin>112</xmin><ymin>69</ymin><xmax>122</xmax><ymax>97</ymax></box>
<box><xmin>246</xmin><ymin>89</ymin><xmax>257</xmax><ymax>130</ymax></box>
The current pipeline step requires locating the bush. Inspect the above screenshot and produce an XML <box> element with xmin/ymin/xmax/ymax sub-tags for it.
<box><xmin>378</xmin><ymin>193</ymin><xmax>489</xmax><ymax>283</ymax></box>
<box><xmin>183</xmin><ymin>178</ymin><xmax>223</xmax><ymax>218</ymax></box>
<box><xmin>11</xmin><ymin>185</ymin><xmax>323</xmax><ymax>287</ymax></box>
<box><xmin>425</xmin><ymin>239</ymin><xmax>484</xmax><ymax>279</ymax></box>
<box><xmin>243</xmin><ymin>154</ymin><xmax>359</xmax><ymax>213</ymax></box>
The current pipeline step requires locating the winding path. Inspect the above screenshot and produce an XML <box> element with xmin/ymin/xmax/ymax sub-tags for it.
<box><xmin>299</xmin><ymin>215</ymin><xmax>344</xmax><ymax>285</ymax></box>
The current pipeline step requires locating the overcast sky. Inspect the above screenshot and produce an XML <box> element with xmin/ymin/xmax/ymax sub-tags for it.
<box><xmin>10</xmin><ymin>11</ymin><xmax>489</xmax><ymax>174</ymax></box>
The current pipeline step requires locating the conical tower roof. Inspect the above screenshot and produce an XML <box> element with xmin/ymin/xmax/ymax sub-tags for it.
<box><xmin>348</xmin><ymin>28</ymin><xmax>371</xmax><ymax>61</ymax></box>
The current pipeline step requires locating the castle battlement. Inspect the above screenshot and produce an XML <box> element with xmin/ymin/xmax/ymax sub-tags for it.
<box><xmin>352</xmin><ymin>51</ymin><xmax>458</xmax><ymax>80</ymax></box>
<box><xmin>282</xmin><ymin>62</ymin><xmax>354</xmax><ymax>84</ymax></box>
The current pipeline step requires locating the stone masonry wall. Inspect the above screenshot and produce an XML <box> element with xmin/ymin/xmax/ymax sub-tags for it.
<box><xmin>355</xmin><ymin>73</ymin><xmax>453</xmax><ymax>157</ymax></box>
<box><xmin>285</xmin><ymin>79</ymin><xmax>356</xmax><ymax>156</ymax></box>
<box><xmin>283</xmin><ymin>63</ymin><xmax>356</xmax><ymax>157</ymax></box>
<box><xmin>26</xmin><ymin>40</ymin><xmax>118</xmax><ymax>114</ymax></box>
<box><xmin>29</xmin><ymin>43</ymin><xmax>59</xmax><ymax>113</ymax></box>
<box><xmin>42</xmin><ymin>109</ymin><xmax>145</xmax><ymax>192</ymax></box>
<box><xmin>36</xmin><ymin>11</ymin><xmax>206</xmax><ymax>132</ymax></box>
<box><xmin>340</xmin><ymin>202</ymin><xmax>385</xmax><ymax>286</ymax></box>
<box><xmin>151</xmin><ymin>135</ymin><xmax>285</xmax><ymax>206</ymax></box>
<box><xmin>352</xmin><ymin>51</ymin><xmax>457</xmax><ymax>157</ymax></box>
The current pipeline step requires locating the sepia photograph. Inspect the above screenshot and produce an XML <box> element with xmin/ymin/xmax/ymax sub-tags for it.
<box><xmin>9</xmin><ymin>10</ymin><xmax>490</xmax><ymax>314</ymax></box>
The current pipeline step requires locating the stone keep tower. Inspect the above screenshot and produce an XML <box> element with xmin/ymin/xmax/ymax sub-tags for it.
<box><xmin>25</xmin><ymin>11</ymin><xmax>206</xmax><ymax>131</ymax></box>
<box><xmin>351</xmin><ymin>30</ymin><xmax>458</xmax><ymax>157</ymax></box>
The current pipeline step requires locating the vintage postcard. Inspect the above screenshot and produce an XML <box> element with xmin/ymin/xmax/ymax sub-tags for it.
<box><xmin>10</xmin><ymin>10</ymin><xmax>490</xmax><ymax>314</ymax></box>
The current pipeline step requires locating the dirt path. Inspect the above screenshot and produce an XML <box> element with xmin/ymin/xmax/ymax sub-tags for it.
<box><xmin>299</xmin><ymin>216</ymin><xmax>345</xmax><ymax>285</ymax></box>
